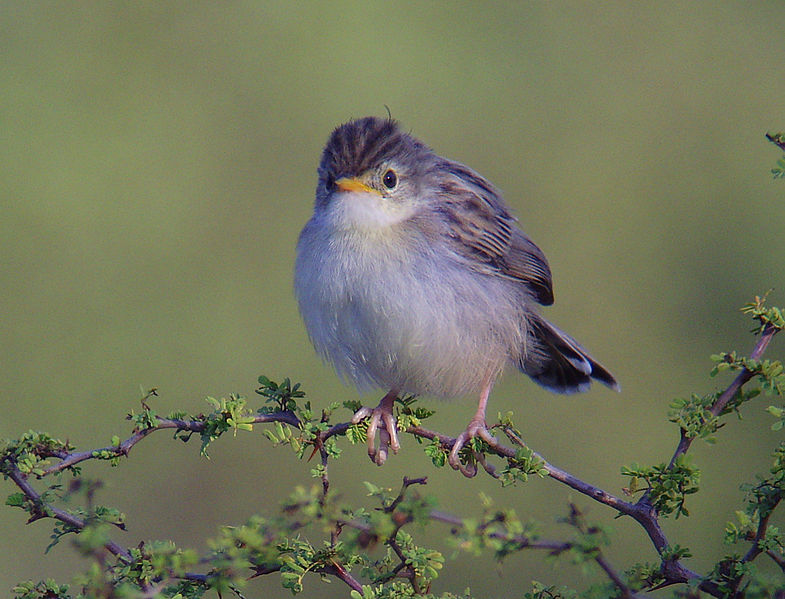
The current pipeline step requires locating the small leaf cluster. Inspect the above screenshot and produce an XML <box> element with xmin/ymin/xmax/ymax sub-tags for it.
<box><xmin>210</xmin><ymin>513</ymin><xmax>289</xmax><ymax>580</ymax></box>
<box><xmin>257</xmin><ymin>377</ymin><xmax>348</xmax><ymax>462</ymax></box>
<box><xmin>668</xmin><ymin>393</ymin><xmax>722</xmax><ymax>442</ymax></box>
<box><xmin>6</xmin><ymin>486</ymin><xmax>58</xmax><ymax>523</ymax></box>
<box><xmin>621</xmin><ymin>455</ymin><xmax>700</xmax><ymax>517</ymax></box>
<box><xmin>748</xmin><ymin>441</ymin><xmax>785</xmax><ymax>517</ymax></box>
<box><xmin>499</xmin><ymin>446</ymin><xmax>549</xmax><ymax>486</ymax></box>
<box><xmin>17</xmin><ymin>524</ymin><xmax>208</xmax><ymax>599</ymax></box>
<box><xmin>712</xmin><ymin>434</ymin><xmax>785</xmax><ymax>594</ymax></box>
<box><xmin>12</xmin><ymin>579</ymin><xmax>71</xmax><ymax>599</ymax></box>
<box><xmin>300</xmin><ymin>402</ymin><xmax>344</xmax><ymax>462</ymax></box>
<box><xmin>115</xmin><ymin>540</ymin><xmax>201</xmax><ymax>590</ymax></box>
<box><xmin>167</xmin><ymin>393</ymin><xmax>262</xmax><ymax>456</ymax></box>
<box><xmin>268</xmin><ymin>402</ymin><xmax>344</xmax><ymax>470</ymax></box>
<box><xmin>395</xmin><ymin>395</ymin><xmax>435</xmax><ymax>433</ymax></box>
<box><xmin>523</xmin><ymin>581</ymin><xmax>621</xmax><ymax>599</ymax></box>
<box><xmin>557</xmin><ymin>505</ymin><xmax>612</xmax><ymax>572</ymax></box>
<box><xmin>350</xmin><ymin>480</ymin><xmax>447</xmax><ymax>593</ymax></box>
<box><xmin>703</xmin><ymin>556</ymin><xmax>783</xmax><ymax>599</ymax></box>
<box><xmin>257</xmin><ymin>375</ymin><xmax>305</xmax><ymax>412</ymax></box>
<box><xmin>451</xmin><ymin>494</ymin><xmax>538</xmax><ymax>561</ymax></box>
<box><xmin>771</xmin><ymin>155</ymin><xmax>785</xmax><ymax>179</ymax></box>
<box><xmin>497</xmin><ymin>413</ymin><xmax>549</xmax><ymax>485</ymax></box>
<box><xmin>732</xmin><ymin>441</ymin><xmax>785</xmax><ymax>533</ymax></box>
<box><xmin>741</xmin><ymin>293</ymin><xmax>785</xmax><ymax>333</ymax></box>
<box><xmin>767</xmin><ymin>404</ymin><xmax>785</xmax><ymax>431</ymax></box>
<box><xmin>0</xmin><ymin>431</ymin><xmax>75</xmax><ymax>478</ymax></box>
<box><xmin>766</xmin><ymin>133</ymin><xmax>785</xmax><ymax>178</ymax></box>
<box><xmin>624</xmin><ymin>561</ymin><xmax>666</xmax><ymax>592</ymax></box>
<box><xmin>126</xmin><ymin>388</ymin><xmax>162</xmax><ymax>431</ymax></box>
<box><xmin>197</xmin><ymin>394</ymin><xmax>257</xmax><ymax>456</ymax></box>
<box><xmin>90</xmin><ymin>435</ymin><xmax>123</xmax><ymax>467</ymax></box>
<box><xmin>49</xmin><ymin>505</ymin><xmax>125</xmax><ymax>553</ymax></box>
<box><xmin>711</xmin><ymin>351</ymin><xmax>785</xmax><ymax>396</ymax></box>
<box><xmin>367</xmin><ymin>528</ymin><xmax>445</xmax><ymax>589</ymax></box>
<box><xmin>278</xmin><ymin>536</ymin><xmax>363</xmax><ymax>594</ymax></box>
<box><xmin>263</xmin><ymin>420</ymin><xmax>306</xmax><ymax>454</ymax></box>
<box><xmin>350</xmin><ymin>584</ymin><xmax>472</xmax><ymax>599</ymax></box>
<box><xmin>524</xmin><ymin>581</ymin><xmax>580</xmax><ymax>599</ymax></box>
<box><xmin>423</xmin><ymin>439</ymin><xmax>448</xmax><ymax>468</ymax></box>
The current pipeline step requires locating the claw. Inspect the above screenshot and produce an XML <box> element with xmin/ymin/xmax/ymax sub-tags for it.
<box><xmin>448</xmin><ymin>418</ymin><xmax>497</xmax><ymax>478</ymax></box>
<box><xmin>351</xmin><ymin>390</ymin><xmax>399</xmax><ymax>465</ymax></box>
<box><xmin>351</xmin><ymin>406</ymin><xmax>373</xmax><ymax>423</ymax></box>
<box><xmin>447</xmin><ymin>376</ymin><xmax>497</xmax><ymax>477</ymax></box>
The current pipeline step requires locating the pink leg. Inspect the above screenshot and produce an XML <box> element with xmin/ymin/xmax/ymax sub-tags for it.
<box><xmin>351</xmin><ymin>389</ymin><xmax>400</xmax><ymax>465</ymax></box>
<box><xmin>448</xmin><ymin>377</ymin><xmax>497</xmax><ymax>477</ymax></box>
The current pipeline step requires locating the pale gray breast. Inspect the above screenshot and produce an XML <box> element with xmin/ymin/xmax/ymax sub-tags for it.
<box><xmin>296</xmin><ymin>216</ymin><xmax>531</xmax><ymax>397</ymax></box>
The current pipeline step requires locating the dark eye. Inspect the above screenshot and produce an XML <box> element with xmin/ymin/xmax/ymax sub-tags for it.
<box><xmin>382</xmin><ymin>169</ymin><xmax>397</xmax><ymax>189</ymax></box>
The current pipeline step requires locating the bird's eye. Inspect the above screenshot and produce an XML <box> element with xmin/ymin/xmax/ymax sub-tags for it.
<box><xmin>382</xmin><ymin>169</ymin><xmax>397</xmax><ymax>189</ymax></box>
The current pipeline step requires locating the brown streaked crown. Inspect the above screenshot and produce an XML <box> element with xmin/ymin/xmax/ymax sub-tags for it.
<box><xmin>317</xmin><ymin>117</ymin><xmax>432</xmax><ymax>200</ymax></box>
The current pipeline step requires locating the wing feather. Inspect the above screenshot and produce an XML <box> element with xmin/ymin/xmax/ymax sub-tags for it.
<box><xmin>433</xmin><ymin>160</ymin><xmax>554</xmax><ymax>305</ymax></box>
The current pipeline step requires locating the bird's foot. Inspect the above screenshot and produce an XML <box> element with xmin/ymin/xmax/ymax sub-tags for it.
<box><xmin>448</xmin><ymin>418</ymin><xmax>497</xmax><ymax>477</ymax></box>
<box><xmin>352</xmin><ymin>393</ymin><xmax>399</xmax><ymax>465</ymax></box>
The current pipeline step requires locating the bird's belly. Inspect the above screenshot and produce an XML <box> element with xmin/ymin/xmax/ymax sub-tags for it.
<box><xmin>296</xmin><ymin>228</ymin><xmax>528</xmax><ymax>398</ymax></box>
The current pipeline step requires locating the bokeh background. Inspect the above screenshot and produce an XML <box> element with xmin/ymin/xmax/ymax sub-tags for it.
<box><xmin>2</xmin><ymin>2</ymin><xmax>784</xmax><ymax>596</ymax></box>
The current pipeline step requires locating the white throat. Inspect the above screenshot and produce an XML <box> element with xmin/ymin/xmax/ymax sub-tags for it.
<box><xmin>328</xmin><ymin>190</ymin><xmax>414</xmax><ymax>232</ymax></box>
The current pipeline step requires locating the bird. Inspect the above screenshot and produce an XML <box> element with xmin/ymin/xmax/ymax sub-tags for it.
<box><xmin>294</xmin><ymin>116</ymin><xmax>618</xmax><ymax>476</ymax></box>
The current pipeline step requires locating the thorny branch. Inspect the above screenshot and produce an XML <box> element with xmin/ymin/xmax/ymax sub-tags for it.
<box><xmin>6</xmin><ymin>467</ymin><xmax>132</xmax><ymax>562</ymax></box>
<box><xmin>667</xmin><ymin>323</ymin><xmax>779</xmax><ymax>469</ymax></box>
<box><xmin>2</xmin><ymin>322</ymin><xmax>781</xmax><ymax>596</ymax></box>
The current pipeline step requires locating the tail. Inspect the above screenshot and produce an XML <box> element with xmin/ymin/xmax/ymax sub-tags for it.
<box><xmin>519</xmin><ymin>314</ymin><xmax>620</xmax><ymax>394</ymax></box>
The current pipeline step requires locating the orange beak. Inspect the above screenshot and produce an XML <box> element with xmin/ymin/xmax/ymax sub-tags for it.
<box><xmin>335</xmin><ymin>177</ymin><xmax>379</xmax><ymax>195</ymax></box>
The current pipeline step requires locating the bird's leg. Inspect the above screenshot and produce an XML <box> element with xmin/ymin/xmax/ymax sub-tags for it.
<box><xmin>351</xmin><ymin>389</ymin><xmax>400</xmax><ymax>465</ymax></box>
<box><xmin>448</xmin><ymin>377</ymin><xmax>497</xmax><ymax>476</ymax></box>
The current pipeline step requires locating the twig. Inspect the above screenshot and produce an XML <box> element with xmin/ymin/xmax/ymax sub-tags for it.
<box><xmin>668</xmin><ymin>323</ymin><xmax>779</xmax><ymax>468</ymax></box>
<box><xmin>318</xmin><ymin>442</ymin><xmax>330</xmax><ymax>505</ymax></box>
<box><xmin>42</xmin><ymin>411</ymin><xmax>302</xmax><ymax>477</ymax></box>
<box><xmin>6</xmin><ymin>467</ymin><xmax>132</xmax><ymax>562</ymax></box>
<box><xmin>320</xmin><ymin>562</ymin><xmax>364</xmax><ymax>593</ymax></box>
<box><xmin>766</xmin><ymin>132</ymin><xmax>785</xmax><ymax>152</ymax></box>
<box><xmin>408</xmin><ymin>425</ymin><xmax>638</xmax><ymax>515</ymax></box>
<box><xmin>742</xmin><ymin>509</ymin><xmax>774</xmax><ymax>564</ymax></box>
<box><xmin>767</xmin><ymin>549</ymin><xmax>785</xmax><ymax>571</ymax></box>
<box><xmin>385</xmin><ymin>476</ymin><xmax>427</xmax><ymax>513</ymax></box>
<box><xmin>595</xmin><ymin>553</ymin><xmax>637</xmax><ymax>599</ymax></box>
<box><xmin>387</xmin><ymin>533</ymin><xmax>420</xmax><ymax>591</ymax></box>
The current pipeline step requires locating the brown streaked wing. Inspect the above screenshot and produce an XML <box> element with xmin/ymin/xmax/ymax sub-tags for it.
<box><xmin>434</xmin><ymin>160</ymin><xmax>554</xmax><ymax>306</ymax></box>
<box><xmin>503</xmin><ymin>229</ymin><xmax>554</xmax><ymax>305</ymax></box>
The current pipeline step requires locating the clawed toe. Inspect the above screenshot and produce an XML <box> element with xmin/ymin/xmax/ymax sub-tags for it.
<box><xmin>351</xmin><ymin>406</ymin><xmax>373</xmax><ymax>424</ymax></box>
<box><xmin>448</xmin><ymin>419</ymin><xmax>497</xmax><ymax>477</ymax></box>
<box><xmin>352</xmin><ymin>391</ymin><xmax>399</xmax><ymax>465</ymax></box>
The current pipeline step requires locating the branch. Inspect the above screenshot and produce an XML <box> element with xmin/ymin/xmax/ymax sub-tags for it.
<box><xmin>668</xmin><ymin>323</ymin><xmax>779</xmax><ymax>468</ymax></box>
<box><xmin>595</xmin><ymin>553</ymin><xmax>636</xmax><ymax>599</ymax></box>
<box><xmin>6</xmin><ymin>467</ymin><xmax>132</xmax><ymax>562</ymax></box>
<box><xmin>742</xmin><ymin>509</ymin><xmax>774</xmax><ymax>564</ymax></box>
<box><xmin>345</xmin><ymin>502</ymin><xmax>654</xmax><ymax>597</ymax></box>
<box><xmin>42</xmin><ymin>411</ymin><xmax>302</xmax><ymax>477</ymax></box>
<box><xmin>317</xmin><ymin>562</ymin><xmax>364</xmax><ymax>593</ymax></box>
<box><xmin>766</xmin><ymin>132</ymin><xmax>785</xmax><ymax>152</ymax></box>
<box><xmin>767</xmin><ymin>548</ymin><xmax>785</xmax><ymax>571</ymax></box>
<box><xmin>4</xmin><ymin>314</ymin><xmax>779</xmax><ymax>597</ymax></box>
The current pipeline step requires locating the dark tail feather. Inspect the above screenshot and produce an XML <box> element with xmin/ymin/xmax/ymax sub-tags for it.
<box><xmin>520</xmin><ymin>315</ymin><xmax>620</xmax><ymax>394</ymax></box>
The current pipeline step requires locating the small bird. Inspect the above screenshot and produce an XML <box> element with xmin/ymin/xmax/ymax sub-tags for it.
<box><xmin>295</xmin><ymin>116</ymin><xmax>618</xmax><ymax>476</ymax></box>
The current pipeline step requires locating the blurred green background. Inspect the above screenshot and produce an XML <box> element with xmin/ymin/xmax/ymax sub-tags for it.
<box><xmin>2</xmin><ymin>2</ymin><xmax>784</xmax><ymax>596</ymax></box>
